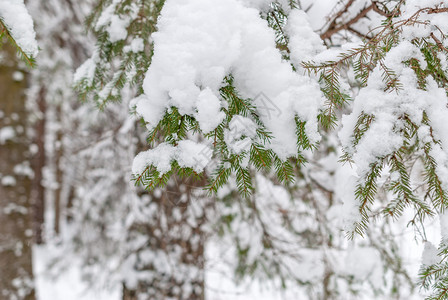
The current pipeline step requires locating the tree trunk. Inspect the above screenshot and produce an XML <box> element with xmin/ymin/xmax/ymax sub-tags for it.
<box><xmin>0</xmin><ymin>47</ymin><xmax>35</xmax><ymax>299</ymax></box>
<box><xmin>31</xmin><ymin>86</ymin><xmax>46</xmax><ymax>244</ymax></box>
<box><xmin>122</xmin><ymin>283</ymin><xmax>137</xmax><ymax>300</ymax></box>
<box><xmin>53</xmin><ymin>106</ymin><xmax>63</xmax><ymax>235</ymax></box>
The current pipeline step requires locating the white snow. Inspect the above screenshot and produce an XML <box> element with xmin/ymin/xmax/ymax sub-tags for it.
<box><xmin>0</xmin><ymin>126</ymin><xmax>15</xmax><ymax>144</ymax></box>
<box><xmin>440</xmin><ymin>212</ymin><xmax>448</xmax><ymax>242</ymax></box>
<box><xmin>224</xmin><ymin>115</ymin><xmax>257</xmax><ymax>154</ymax></box>
<box><xmin>1</xmin><ymin>175</ymin><xmax>16</xmax><ymax>186</ymax></box>
<box><xmin>0</xmin><ymin>0</ymin><xmax>38</xmax><ymax>57</ymax></box>
<box><xmin>334</xmin><ymin>164</ymin><xmax>363</xmax><ymax>231</ymax></box>
<box><xmin>421</xmin><ymin>241</ymin><xmax>439</xmax><ymax>266</ymax></box>
<box><xmin>124</xmin><ymin>38</ymin><xmax>144</xmax><ymax>53</ymax></box>
<box><xmin>286</xmin><ymin>9</ymin><xmax>325</xmax><ymax>68</ymax></box>
<box><xmin>26</xmin><ymin>1</ymin><xmax>448</xmax><ymax>299</ymax></box>
<box><xmin>132</xmin><ymin>141</ymin><xmax>212</xmax><ymax>175</ymax></box>
<box><xmin>340</xmin><ymin>40</ymin><xmax>448</xmax><ymax>178</ymax></box>
<box><xmin>34</xmin><ymin>246</ymin><xmax>120</xmax><ymax>300</ymax></box>
<box><xmin>73</xmin><ymin>51</ymin><xmax>98</xmax><ymax>85</ymax></box>
<box><xmin>343</xmin><ymin>247</ymin><xmax>383</xmax><ymax>285</ymax></box>
<box><xmin>132</xmin><ymin>143</ymin><xmax>175</xmax><ymax>175</ymax></box>
<box><xmin>95</xmin><ymin>0</ymin><xmax>138</xmax><ymax>43</ymax></box>
<box><xmin>12</xmin><ymin>71</ymin><xmax>24</xmax><ymax>81</ymax></box>
<box><xmin>132</xmin><ymin>0</ymin><xmax>325</xmax><ymax>174</ymax></box>
<box><xmin>196</xmin><ymin>88</ymin><xmax>225</xmax><ymax>134</ymax></box>
<box><xmin>107</xmin><ymin>15</ymin><xmax>129</xmax><ymax>42</ymax></box>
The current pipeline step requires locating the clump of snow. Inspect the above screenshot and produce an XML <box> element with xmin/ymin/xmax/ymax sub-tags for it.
<box><xmin>1</xmin><ymin>175</ymin><xmax>17</xmax><ymax>186</ymax></box>
<box><xmin>195</xmin><ymin>88</ymin><xmax>225</xmax><ymax>134</ymax></box>
<box><xmin>14</xmin><ymin>162</ymin><xmax>34</xmax><ymax>178</ymax></box>
<box><xmin>0</xmin><ymin>0</ymin><xmax>38</xmax><ymax>57</ymax></box>
<box><xmin>224</xmin><ymin>115</ymin><xmax>257</xmax><ymax>154</ymax></box>
<box><xmin>74</xmin><ymin>51</ymin><xmax>98</xmax><ymax>85</ymax></box>
<box><xmin>240</xmin><ymin>0</ymin><xmax>271</xmax><ymax>10</ymax></box>
<box><xmin>124</xmin><ymin>38</ymin><xmax>144</xmax><ymax>53</ymax></box>
<box><xmin>440</xmin><ymin>212</ymin><xmax>448</xmax><ymax>243</ymax></box>
<box><xmin>132</xmin><ymin>141</ymin><xmax>212</xmax><ymax>175</ymax></box>
<box><xmin>0</xmin><ymin>126</ymin><xmax>15</xmax><ymax>144</ymax></box>
<box><xmin>133</xmin><ymin>0</ymin><xmax>324</xmax><ymax>173</ymax></box>
<box><xmin>132</xmin><ymin>143</ymin><xmax>176</xmax><ymax>175</ymax></box>
<box><xmin>421</xmin><ymin>241</ymin><xmax>439</xmax><ymax>266</ymax></box>
<box><xmin>12</xmin><ymin>71</ymin><xmax>24</xmax><ymax>81</ymax></box>
<box><xmin>177</xmin><ymin>140</ymin><xmax>213</xmax><ymax>171</ymax></box>
<box><xmin>286</xmin><ymin>9</ymin><xmax>325</xmax><ymax>68</ymax></box>
<box><xmin>106</xmin><ymin>15</ymin><xmax>129</xmax><ymax>42</ymax></box>
<box><xmin>95</xmin><ymin>0</ymin><xmax>138</xmax><ymax>43</ymax></box>
<box><xmin>334</xmin><ymin>164</ymin><xmax>362</xmax><ymax>231</ymax></box>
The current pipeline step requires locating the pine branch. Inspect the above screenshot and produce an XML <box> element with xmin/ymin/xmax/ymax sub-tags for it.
<box><xmin>0</xmin><ymin>19</ymin><xmax>36</xmax><ymax>67</ymax></box>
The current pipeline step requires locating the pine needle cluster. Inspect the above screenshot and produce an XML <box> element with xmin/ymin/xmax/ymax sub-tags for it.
<box><xmin>303</xmin><ymin>2</ymin><xmax>448</xmax><ymax>297</ymax></box>
<box><xmin>133</xmin><ymin>1</ymin><xmax>310</xmax><ymax>198</ymax></box>
<box><xmin>74</xmin><ymin>0</ymin><xmax>164</xmax><ymax>108</ymax></box>
<box><xmin>0</xmin><ymin>19</ymin><xmax>36</xmax><ymax>67</ymax></box>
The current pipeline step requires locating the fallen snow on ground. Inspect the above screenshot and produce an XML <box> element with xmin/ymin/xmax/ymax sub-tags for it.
<box><xmin>33</xmin><ymin>246</ymin><xmax>120</xmax><ymax>300</ymax></box>
<box><xmin>34</xmin><ymin>242</ymin><xmax>302</xmax><ymax>300</ymax></box>
<box><xmin>35</xmin><ymin>227</ymin><xmax>432</xmax><ymax>300</ymax></box>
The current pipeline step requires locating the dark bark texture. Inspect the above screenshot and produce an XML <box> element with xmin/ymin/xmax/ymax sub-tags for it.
<box><xmin>0</xmin><ymin>47</ymin><xmax>35</xmax><ymax>300</ymax></box>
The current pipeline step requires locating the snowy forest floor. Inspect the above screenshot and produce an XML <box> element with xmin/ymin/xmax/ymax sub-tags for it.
<box><xmin>34</xmin><ymin>233</ymin><xmax>428</xmax><ymax>300</ymax></box>
<box><xmin>34</xmin><ymin>242</ymin><xmax>305</xmax><ymax>300</ymax></box>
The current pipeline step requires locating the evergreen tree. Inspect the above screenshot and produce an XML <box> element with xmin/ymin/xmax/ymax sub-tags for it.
<box><xmin>73</xmin><ymin>0</ymin><xmax>448</xmax><ymax>299</ymax></box>
<box><xmin>3</xmin><ymin>0</ymin><xmax>448</xmax><ymax>299</ymax></box>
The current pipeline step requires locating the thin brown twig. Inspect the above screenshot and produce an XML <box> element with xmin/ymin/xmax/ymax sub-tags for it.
<box><xmin>347</xmin><ymin>27</ymin><xmax>373</xmax><ymax>40</ymax></box>
<box><xmin>309</xmin><ymin>5</ymin><xmax>446</xmax><ymax>71</ymax></box>
<box><xmin>321</xmin><ymin>4</ymin><xmax>374</xmax><ymax>40</ymax></box>
<box><xmin>325</xmin><ymin>0</ymin><xmax>356</xmax><ymax>32</ymax></box>
<box><xmin>430</xmin><ymin>32</ymin><xmax>448</xmax><ymax>52</ymax></box>
<box><xmin>427</xmin><ymin>7</ymin><xmax>448</xmax><ymax>14</ymax></box>
<box><xmin>372</xmin><ymin>1</ymin><xmax>392</xmax><ymax>17</ymax></box>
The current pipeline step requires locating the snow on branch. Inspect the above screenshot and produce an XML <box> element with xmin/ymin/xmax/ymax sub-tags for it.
<box><xmin>0</xmin><ymin>0</ymin><xmax>38</xmax><ymax>65</ymax></box>
<box><xmin>132</xmin><ymin>0</ymin><xmax>325</xmax><ymax>195</ymax></box>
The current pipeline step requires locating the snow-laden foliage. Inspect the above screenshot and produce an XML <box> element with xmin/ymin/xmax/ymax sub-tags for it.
<box><xmin>302</xmin><ymin>1</ymin><xmax>448</xmax><ymax>297</ymax></box>
<box><xmin>0</xmin><ymin>0</ymin><xmax>38</xmax><ymax>65</ymax></box>
<box><xmin>305</xmin><ymin>1</ymin><xmax>448</xmax><ymax>239</ymax></box>
<box><xmin>66</xmin><ymin>0</ymin><xmax>448</xmax><ymax>299</ymax></box>
<box><xmin>129</xmin><ymin>0</ymin><xmax>324</xmax><ymax>197</ymax></box>
<box><xmin>33</xmin><ymin>1</ymin><xmax>211</xmax><ymax>298</ymax></box>
<box><xmin>74</xmin><ymin>0</ymin><xmax>164</xmax><ymax>106</ymax></box>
